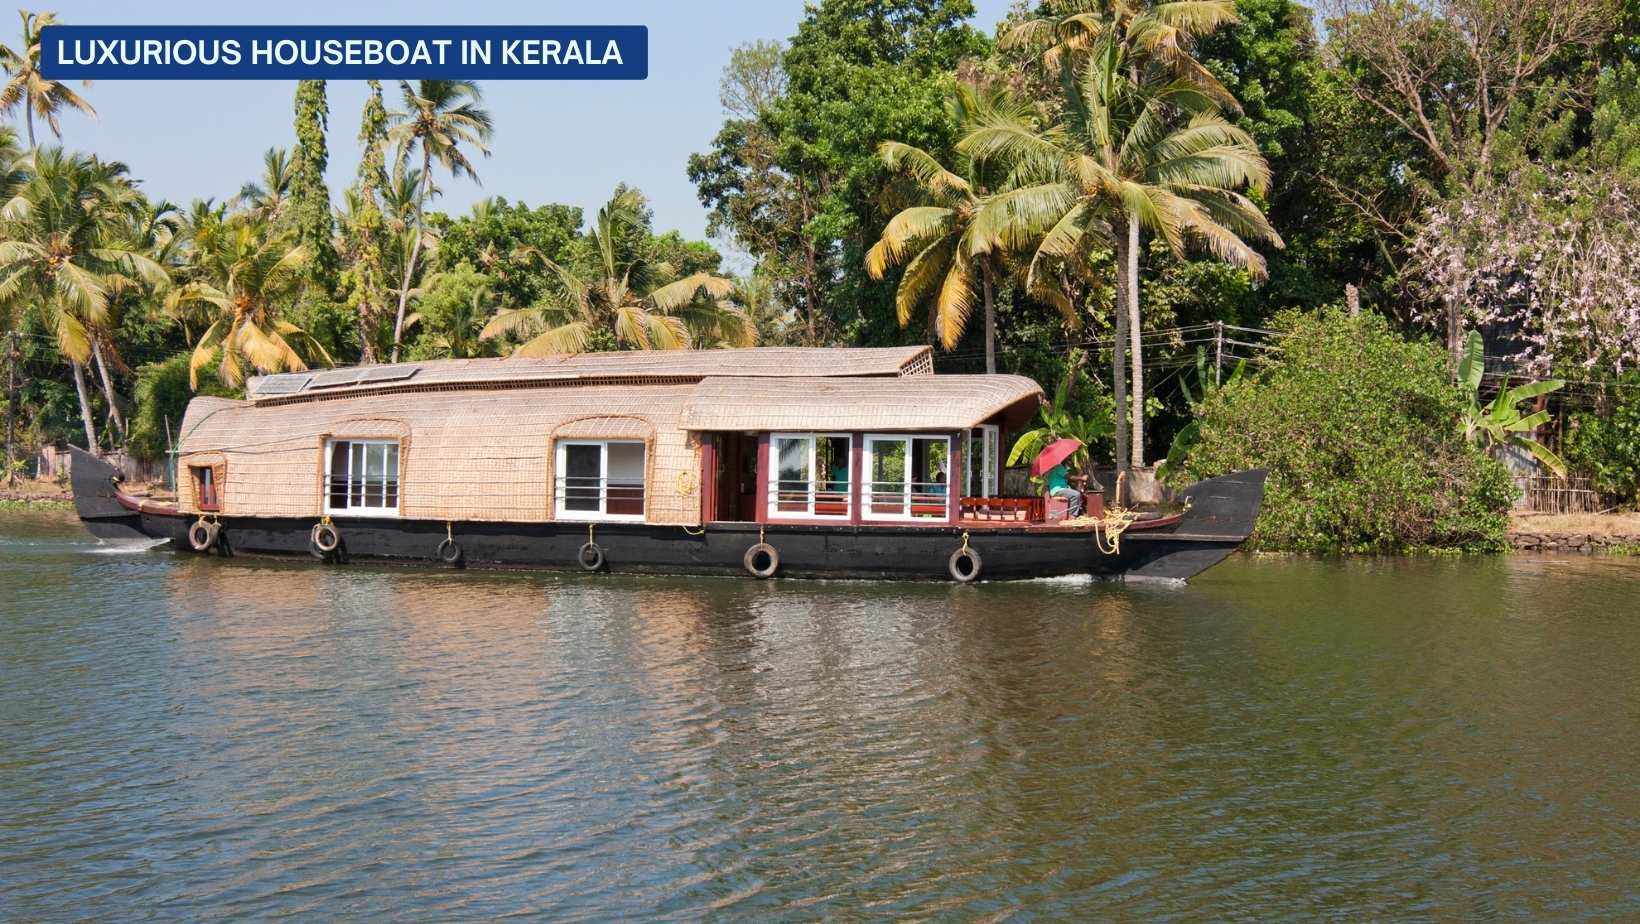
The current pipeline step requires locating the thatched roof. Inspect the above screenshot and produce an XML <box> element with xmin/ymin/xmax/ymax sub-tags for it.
<box><xmin>245</xmin><ymin>346</ymin><xmax>935</xmax><ymax>402</ymax></box>
<box><xmin>678</xmin><ymin>375</ymin><xmax>1043</xmax><ymax>432</ymax></box>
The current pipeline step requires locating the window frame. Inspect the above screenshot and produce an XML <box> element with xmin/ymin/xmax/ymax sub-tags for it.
<box><xmin>191</xmin><ymin>464</ymin><xmax>220</xmax><ymax>512</ymax></box>
<box><xmin>863</xmin><ymin>432</ymin><xmax>953</xmax><ymax>522</ymax></box>
<box><xmin>322</xmin><ymin>438</ymin><xmax>403</xmax><ymax>518</ymax></box>
<box><xmin>553</xmin><ymin>439</ymin><xmax>648</xmax><ymax>523</ymax></box>
<box><xmin>766</xmin><ymin>432</ymin><xmax>853</xmax><ymax>521</ymax></box>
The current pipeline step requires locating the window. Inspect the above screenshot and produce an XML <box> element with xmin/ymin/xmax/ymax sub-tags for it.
<box><xmin>963</xmin><ymin>425</ymin><xmax>999</xmax><ymax>498</ymax></box>
<box><xmin>768</xmin><ymin>433</ymin><xmax>851</xmax><ymax>519</ymax></box>
<box><xmin>865</xmin><ymin>434</ymin><xmax>951</xmax><ymax>520</ymax></box>
<box><xmin>555</xmin><ymin>440</ymin><xmax>646</xmax><ymax>521</ymax></box>
<box><xmin>324</xmin><ymin>439</ymin><xmax>400</xmax><ymax>516</ymax></box>
<box><xmin>192</xmin><ymin>465</ymin><xmax>220</xmax><ymax>512</ymax></box>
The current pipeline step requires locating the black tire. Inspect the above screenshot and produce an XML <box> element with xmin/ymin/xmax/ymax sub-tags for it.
<box><xmin>578</xmin><ymin>542</ymin><xmax>605</xmax><ymax>572</ymax></box>
<box><xmin>310</xmin><ymin>522</ymin><xmax>341</xmax><ymax>560</ymax></box>
<box><xmin>743</xmin><ymin>542</ymin><xmax>779</xmax><ymax>579</ymax></box>
<box><xmin>437</xmin><ymin>538</ymin><xmax>464</xmax><ymax>567</ymax></box>
<box><xmin>187</xmin><ymin>520</ymin><xmax>218</xmax><ymax>552</ymax></box>
<box><xmin>948</xmin><ymin>546</ymin><xmax>982</xmax><ymax>583</ymax></box>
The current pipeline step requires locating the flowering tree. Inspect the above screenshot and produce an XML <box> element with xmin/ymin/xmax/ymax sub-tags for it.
<box><xmin>1407</xmin><ymin>168</ymin><xmax>1640</xmax><ymax>375</ymax></box>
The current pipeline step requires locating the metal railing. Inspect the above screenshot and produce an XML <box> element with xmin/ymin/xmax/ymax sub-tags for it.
<box><xmin>769</xmin><ymin>478</ymin><xmax>850</xmax><ymax>517</ymax></box>
<box><xmin>325</xmin><ymin>476</ymin><xmax>400</xmax><ymax>510</ymax></box>
<box><xmin>558</xmin><ymin>475</ymin><xmax>645</xmax><ymax>516</ymax></box>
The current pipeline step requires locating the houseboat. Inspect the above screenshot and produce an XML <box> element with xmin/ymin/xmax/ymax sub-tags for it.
<box><xmin>70</xmin><ymin>346</ymin><xmax>1265</xmax><ymax>582</ymax></box>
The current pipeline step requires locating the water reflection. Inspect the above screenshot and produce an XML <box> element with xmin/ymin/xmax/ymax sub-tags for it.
<box><xmin>2</xmin><ymin>510</ymin><xmax>1639</xmax><ymax>920</ymax></box>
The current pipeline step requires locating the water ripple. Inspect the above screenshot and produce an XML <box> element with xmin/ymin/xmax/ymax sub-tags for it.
<box><xmin>2</xmin><ymin>510</ymin><xmax>1639</xmax><ymax>921</ymax></box>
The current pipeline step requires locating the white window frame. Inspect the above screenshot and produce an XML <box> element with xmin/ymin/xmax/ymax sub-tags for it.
<box><xmin>766</xmin><ymin>432</ymin><xmax>853</xmax><ymax>520</ymax></box>
<box><xmin>554</xmin><ymin>439</ymin><xmax>647</xmax><ymax>523</ymax></box>
<box><xmin>863</xmin><ymin>433</ymin><xmax>953</xmax><ymax>522</ymax></box>
<box><xmin>322</xmin><ymin>438</ymin><xmax>402</xmax><ymax>518</ymax></box>
<box><xmin>964</xmin><ymin>425</ymin><xmax>999</xmax><ymax>498</ymax></box>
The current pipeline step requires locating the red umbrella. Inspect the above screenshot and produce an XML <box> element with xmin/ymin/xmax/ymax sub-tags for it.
<box><xmin>1030</xmin><ymin>438</ymin><xmax>1083</xmax><ymax>477</ymax></box>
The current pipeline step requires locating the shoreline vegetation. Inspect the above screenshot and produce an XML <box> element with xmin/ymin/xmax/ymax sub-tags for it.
<box><xmin>3</xmin><ymin>1</ymin><xmax>1640</xmax><ymax>556</ymax></box>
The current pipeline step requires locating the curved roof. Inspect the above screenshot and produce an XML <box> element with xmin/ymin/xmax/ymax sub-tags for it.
<box><xmin>245</xmin><ymin>346</ymin><xmax>935</xmax><ymax>402</ymax></box>
<box><xmin>679</xmin><ymin>375</ymin><xmax>1044</xmax><ymax>432</ymax></box>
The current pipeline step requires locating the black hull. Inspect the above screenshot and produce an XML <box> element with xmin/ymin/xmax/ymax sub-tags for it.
<box><xmin>68</xmin><ymin>449</ymin><xmax>1265</xmax><ymax>582</ymax></box>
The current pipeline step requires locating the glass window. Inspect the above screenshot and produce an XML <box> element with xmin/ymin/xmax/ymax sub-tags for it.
<box><xmin>964</xmin><ymin>425</ymin><xmax>998</xmax><ymax>498</ymax></box>
<box><xmin>324</xmin><ymin>439</ymin><xmax>400</xmax><ymax>516</ymax></box>
<box><xmin>865</xmin><ymin>434</ymin><xmax>951</xmax><ymax>520</ymax></box>
<box><xmin>555</xmin><ymin>440</ymin><xmax>647</xmax><ymax>521</ymax></box>
<box><xmin>767</xmin><ymin>434</ymin><xmax>852</xmax><ymax>519</ymax></box>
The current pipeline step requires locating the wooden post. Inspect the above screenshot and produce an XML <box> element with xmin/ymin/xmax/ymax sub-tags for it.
<box><xmin>849</xmin><ymin>433</ymin><xmax>864</xmax><ymax>526</ymax></box>
<box><xmin>699</xmin><ymin>434</ymin><xmax>718</xmax><ymax>525</ymax></box>
<box><xmin>754</xmin><ymin>432</ymin><xmax>770</xmax><ymax>524</ymax></box>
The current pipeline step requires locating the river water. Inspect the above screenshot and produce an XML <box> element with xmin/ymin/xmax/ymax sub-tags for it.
<box><xmin>2</xmin><ymin>508</ymin><xmax>1638</xmax><ymax>921</ymax></box>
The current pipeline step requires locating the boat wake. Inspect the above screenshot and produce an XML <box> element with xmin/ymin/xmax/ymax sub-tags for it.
<box><xmin>87</xmin><ymin>538</ymin><xmax>170</xmax><ymax>554</ymax></box>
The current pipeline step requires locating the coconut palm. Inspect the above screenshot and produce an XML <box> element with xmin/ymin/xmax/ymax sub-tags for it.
<box><xmin>385</xmin><ymin>80</ymin><xmax>493</xmax><ymax>362</ymax></box>
<box><xmin>963</xmin><ymin>6</ymin><xmax>1279</xmax><ymax>470</ymax></box>
<box><xmin>164</xmin><ymin>219</ymin><xmax>333</xmax><ymax>388</ymax></box>
<box><xmin>866</xmin><ymin>82</ymin><xmax>1074</xmax><ymax>374</ymax></box>
<box><xmin>234</xmin><ymin>148</ymin><xmax>296</xmax><ymax>225</ymax></box>
<box><xmin>0</xmin><ymin>9</ymin><xmax>96</xmax><ymax>147</ymax></box>
<box><xmin>0</xmin><ymin>148</ymin><xmax>165</xmax><ymax>449</ymax></box>
<box><xmin>481</xmin><ymin>189</ymin><xmax>754</xmax><ymax>355</ymax></box>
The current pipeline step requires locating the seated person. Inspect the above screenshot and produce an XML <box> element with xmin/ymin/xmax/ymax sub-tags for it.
<box><xmin>1045</xmin><ymin>462</ymin><xmax>1083</xmax><ymax>517</ymax></box>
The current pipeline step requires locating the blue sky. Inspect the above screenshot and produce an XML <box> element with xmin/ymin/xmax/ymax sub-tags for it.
<box><xmin>36</xmin><ymin>1</ymin><xmax>1016</xmax><ymax>248</ymax></box>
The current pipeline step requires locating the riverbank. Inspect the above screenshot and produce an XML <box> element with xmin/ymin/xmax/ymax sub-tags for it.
<box><xmin>1509</xmin><ymin>511</ymin><xmax>1640</xmax><ymax>553</ymax></box>
<box><xmin>0</xmin><ymin>479</ymin><xmax>71</xmax><ymax>509</ymax></box>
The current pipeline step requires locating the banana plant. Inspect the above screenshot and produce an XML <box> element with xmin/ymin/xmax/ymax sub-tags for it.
<box><xmin>1457</xmin><ymin>331</ymin><xmax>1567</xmax><ymax>476</ymax></box>
<box><xmin>1007</xmin><ymin>353</ymin><xmax>1113</xmax><ymax>480</ymax></box>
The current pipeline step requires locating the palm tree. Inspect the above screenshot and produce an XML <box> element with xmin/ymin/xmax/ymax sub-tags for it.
<box><xmin>234</xmin><ymin>148</ymin><xmax>296</xmax><ymax>225</ymax></box>
<box><xmin>0</xmin><ymin>10</ymin><xmax>96</xmax><ymax>147</ymax></box>
<box><xmin>385</xmin><ymin>80</ymin><xmax>493</xmax><ymax>362</ymax></box>
<box><xmin>0</xmin><ymin>148</ymin><xmax>165</xmax><ymax>449</ymax></box>
<box><xmin>964</xmin><ymin>2</ymin><xmax>1280</xmax><ymax>470</ymax></box>
<box><xmin>164</xmin><ymin>218</ymin><xmax>333</xmax><ymax>388</ymax></box>
<box><xmin>480</xmin><ymin>189</ymin><xmax>754</xmax><ymax>355</ymax></box>
<box><xmin>866</xmin><ymin>82</ymin><xmax>1071</xmax><ymax>374</ymax></box>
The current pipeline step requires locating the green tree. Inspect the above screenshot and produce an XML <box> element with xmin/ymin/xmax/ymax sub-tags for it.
<box><xmin>385</xmin><ymin>80</ymin><xmax>494</xmax><ymax>362</ymax></box>
<box><xmin>235</xmin><ymin>147</ymin><xmax>296</xmax><ymax>225</ymax></box>
<box><xmin>291</xmin><ymin>80</ymin><xmax>338</xmax><ymax>290</ymax></box>
<box><xmin>0</xmin><ymin>9</ymin><xmax>95</xmax><ymax>147</ymax></box>
<box><xmin>965</xmin><ymin>1</ymin><xmax>1281</xmax><ymax>470</ymax></box>
<box><xmin>404</xmin><ymin>262</ymin><xmax>498</xmax><ymax>360</ymax></box>
<box><xmin>481</xmin><ymin>188</ymin><xmax>753</xmax><ymax>355</ymax></box>
<box><xmin>867</xmin><ymin>81</ymin><xmax>1065</xmax><ymax>373</ymax></box>
<box><xmin>1186</xmin><ymin>311</ymin><xmax>1516</xmax><ymax>552</ymax></box>
<box><xmin>427</xmin><ymin>197</ymin><xmax>583</xmax><ymax>307</ymax></box>
<box><xmin>164</xmin><ymin>218</ymin><xmax>332</xmax><ymax>388</ymax></box>
<box><xmin>0</xmin><ymin>148</ymin><xmax>165</xmax><ymax>448</ymax></box>
<box><xmin>341</xmin><ymin>79</ymin><xmax>390</xmax><ymax>362</ymax></box>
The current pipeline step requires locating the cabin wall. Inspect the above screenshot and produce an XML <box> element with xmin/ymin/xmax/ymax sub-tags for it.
<box><xmin>175</xmin><ymin>386</ymin><xmax>703</xmax><ymax>526</ymax></box>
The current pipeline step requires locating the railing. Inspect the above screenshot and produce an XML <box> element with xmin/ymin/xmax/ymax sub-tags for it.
<box><xmin>325</xmin><ymin>476</ymin><xmax>400</xmax><ymax>510</ymax></box>
<box><xmin>865</xmin><ymin>479</ymin><xmax>950</xmax><ymax>519</ymax></box>
<box><xmin>558</xmin><ymin>475</ymin><xmax>645</xmax><ymax>517</ymax></box>
<box><xmin>769</xmin><ymin>478</ymin><xmax>850</xmax><ymax>517</ymax></box>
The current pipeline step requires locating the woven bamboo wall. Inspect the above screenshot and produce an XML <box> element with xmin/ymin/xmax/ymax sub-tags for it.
<box><xmin>176</xmin><ymin>386</ymin><xmax>704</xmax><ymax>525</ymax></box>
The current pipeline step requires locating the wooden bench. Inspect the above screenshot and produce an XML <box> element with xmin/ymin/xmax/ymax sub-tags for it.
<box><xmin>959</xmin><ymin>496</ymin><xmax>1044</xmax><ymax>522</ymax></box>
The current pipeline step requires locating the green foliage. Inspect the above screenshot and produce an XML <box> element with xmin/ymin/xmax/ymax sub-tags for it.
<box><xmin>1157</xmin><ymin>346</ymin><xmax>1247</xmax><ymax>482</ymax></box>
<box><xmin>127</xmin><ymin>354</ymin><xmax>234</xmax><ymax>461</ymax></box>
<box><xmin>429</xmin><ymin>198</ymin><xmax>583</xmax><ymax>307</ymax></box>
<box><xmin>1006</xmin><ymin>352</ymin><xmax>1114</xmax><ymax>480</ymax></box>
<box><xmin>1592</xmin><ymin>61</ymin><xmax>1640</xmax><ymax>178</ymax></box>
<box><xmin>1565</xmin><ymin>377</ymin><xmax>1640</xmax><ymax>507</ymax></box>
<box><xmin>406</xmin><ymin>262</ymin><xmax>498</xmax><ymax>360</ymax></box>
<box><xmin>291</xmin><ymin>80</ymin><xmax>338</xmax><ymax>290</ymax></box>
<box><xmin>1186</xmin><ymin>311</ymin><xmax>1516</xmax><ymax>552</ymax></box>
<box><xmin>1455</xmin><ymin>331</ymin><xmax>1567</xmax><ymax>476</ymax></box>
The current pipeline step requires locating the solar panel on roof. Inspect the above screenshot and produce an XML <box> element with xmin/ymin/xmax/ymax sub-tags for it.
<box><xmin>251</xmin><ymin>374</ymin><xmax>312</xmax><ymax>396</ymax></box>
<box><xmin>309</xmin><ymin>368</ymin><xmax>366</xmax><ymax>389</ymax></box>
<box><xmin>355</xmin><ymin>365</ymin><xmax>419</xmax><ymax>384</ymax></box>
